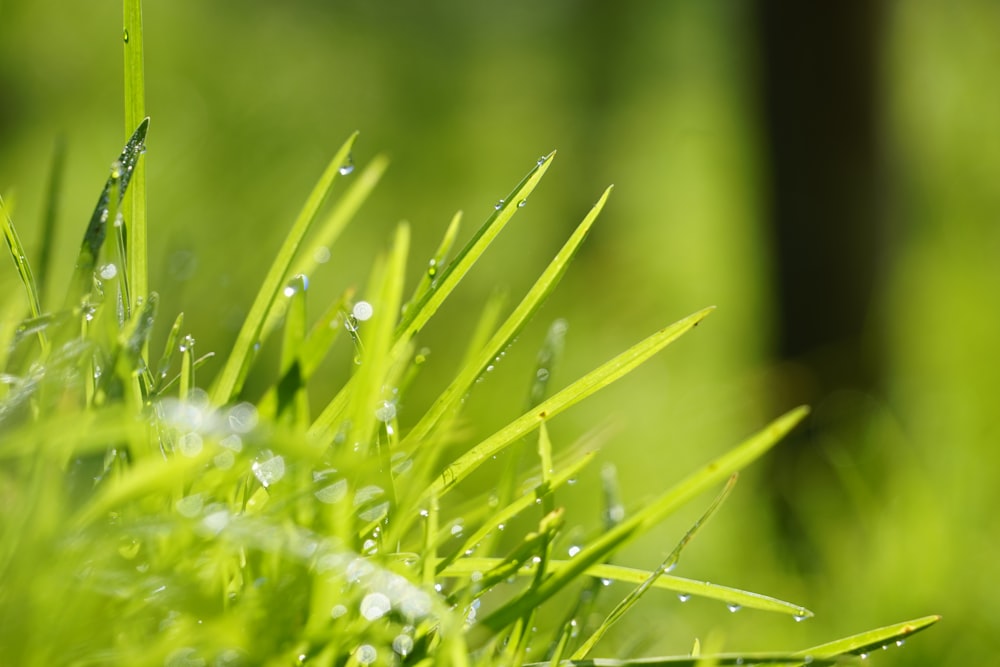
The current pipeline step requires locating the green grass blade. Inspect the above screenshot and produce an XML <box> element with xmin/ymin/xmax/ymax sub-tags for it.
<box><xmin>572</xmin><ymin>475</ymin><xmax>741</xmax><ymax>658</ymax></box>
<box><xmin>403</xmin><ymin>210</ymin><xmax>462</xmax><ymax>317</ymax></box>
<box><xmin>276</xmin><ymin>274</ymin><xmax>309</xmax><ymax>424</ymax></box>
<box><xmin>522</xmin><ymin>655</ymin><xmax>843</xmax><ymax>666</ymax></box>
<box><xmin>403</xmin><ymin>186</ymin><xmax>611</xmax><ymax>451</ymax></box>
<box><xmin>344</xmin><ymin>223</ymin><xmax>409</xmax><ymax>455</ymax></box>
<box><xmin>63</xmin><ymin>119</ymin><xmax>149</xmax><ymax>309</ymax></box>
<box><xmin>796</xmin><ymin>614</ymin><xmax>941</xmax><ymax>660</ymax></box>
<box><xmin>394</xmin><ymin>152</ymin><xmax>555</xmax><ymax>345</ymax></box>
<box><xmin>153</xmin><ymin>312</ymin><xmax>183</xmax><ymax>393</ymax></box>
<box><xmin>1</xmin><ymin>196</ymin><xmax>45</xmax><ymax>326</ymax></box>
<box><xmin>469</xmin><ymin>406</ymin><xmax>809</xmax><ymax>638</ymax></box>
<box><xmin>261</xmin><ymin>154</ymin><xmax>388</xmax><ymax>339</ymax></box>
<box><xmin>36</xmin><ymin>136</ymin><xmax>66</xmax><ymax>305</ymax></box>
<box><xmin>123</xmin><ymin>0</ymin><xmax>148</xmax><ymax>309</ymax></box>
<box><xmin>424</xmin><ymin>307</ymin><xmax>714</xmax><ymax>500</ymax></box>
<box><xmin>210</xmin><ymin>132</ymin><xmax>358</xmax><ymax>406</ymax></box>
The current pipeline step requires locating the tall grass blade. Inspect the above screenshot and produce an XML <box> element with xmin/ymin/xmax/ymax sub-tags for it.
<box><xmin>403</xmin><ymin>186</ymin><xmax>611</xmax><ymax>452</ymax></box>
<box><xmin>425</xmin><ymin>307</ymin><xmax>714</xmax><ymax>499</ymax></box>
<box><xmin>796</xmin><ymin>614</ymin><xmax>941</xmax><ymax>660</ymax></box>
<box><xmin>572</xmin><ymin>475</ymin><xmax>741</xmax><ymax>658</ymax></box>
<box><xmin>210</xmin><ymin>132</ymin><xmax>358</xmax><ymax>406</ymax></box>
<box><xmin>1</xmin><ymin>197</ymin><xmax>44</xmax><ymax>328</ymax></box>
<box><xmin>470</xmin><ymin>406</ymin><xmax>809</xmax><ymax>638</ymax></box>
<box><xmin>123</xmin><ymin>0</ymin><xmax>148</xmax><ymax>309</ymax></box>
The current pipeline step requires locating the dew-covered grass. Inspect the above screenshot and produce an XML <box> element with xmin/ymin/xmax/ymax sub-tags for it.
<box><xmin>0</xmin><ymin>1</ymin><xmax>939</xmax><ymax>665</ymax></box>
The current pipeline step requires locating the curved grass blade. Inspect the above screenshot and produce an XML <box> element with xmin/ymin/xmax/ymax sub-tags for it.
<box><xmin>403</xmin><ymin>186</ymin><xmax>611</xmax><ymax>453</ymax></box>
<box><xmin>123</xmin><ymin>0</ymin><xmax>148</xmax><ymax>308</ymax></box>
<box><xmin>63</xmin><ymin>118</ymin><xmax>149</xmax><ymax>309</ymax></box>
<box><xmin>424</xmin><ymin>307</ymin><xmax>714</xmax><ymax>500</ymax></box>
<box><xmin>261</xmin><ymin>154</ymin><xmax>388</xmax><ymax>339</ymax></box>
<box><xmin>276</xmin><ymin>274</ymin><xmax>309</xmax><ymax>424</ymax></box>
<box><xmin>572</xmin><ymin>474</ymin><xmax>741</xmax><ymax>659</ymax></box>
<box><xmin>403</xmin><ymin>210</ymin><xmax>462</xmax><ymax>317</ymax></box>
<box><xmin>468</xmin><ymin>406</ymin><xmax>810</xmax><ymax>640</ymax></box>
<box><xmin>210</xmin><ymin>132</ymin><xmax>358</xmax><ymax>406</ymax></box>
<box><xmin>152</xmin><ymin>312</ymin><xmax>183</xmax><ymax>393</ymax></box>
<box><xmin>796</xmin><ymin>614</ymin><xmax>941</xmax><ymax>660</ymax></box>
<box><xmin>394</xmin><ymin>152</ymin><xmax>555</xmax><ymax>344</ymax></box>
<box><xmin>1</xmin><ymin>197</ymin><xmax>45</xmax><ymax>339</ymax></box>
<box><xmin>343</xmin><ymin>223</ymin><xmax>409</xmax><ymax>455</ymax></box>
<box><xmin>523</xmin><ymin>655</ymin><xmax>843</xmax><ymax>667</ymax></box>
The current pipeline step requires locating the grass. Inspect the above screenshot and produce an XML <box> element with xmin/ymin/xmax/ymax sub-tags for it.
<box><xmin>0</xmin><ymin>2</ymin><xmax>938</xmax><ymax>665</ymax></box>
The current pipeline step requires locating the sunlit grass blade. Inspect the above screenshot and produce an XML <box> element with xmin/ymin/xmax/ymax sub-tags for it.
<box><xmin>36</xmin><ymin>136</ymin><xmax>66</xmax><ymax>305</ymax></box>
<box><xmin>62</xmin><ymin>118</ymin><xmax>149</xmax><ymax>309</ymax></box>
<box><xmin>1</xmin><ymin>197</ymin><xmax>45</xmax><ymax>338</ymax></box>
<box><xmin>403</xmin><ymin>186</ymin><xmax>611</xmax><ymax>453</ymax></box>
<box><xmin>210</xmin><ymin>132</ymin><xmax>358</xmax><ymax>406</ymax></box>
<box><xmin>424</xmin><ymin>307</ymin><xmax>714</xmax><ymax>500</ymax></box>
<box><xmin>276</xmin><ymin>274</ymin><xmax>309</xmax><ymax>424</ymax></box>
<box><xmin>261</xmin><ymin>154</ymin><xmax>388</xmax><ymax>338</ymax></box>
<box><xmin>572</xmin><ymin>475</ymin><xmax>741</xmax><ymax>659</ymax></box>
<box><xmin>343</xmin><ymin>223</ymin><xmax>409</xmax><ymax>455</ymax></box>
<box><xmin>123</xmin><ymin>0</ymin><xmax>148</xmax><ymax>309</ymax></box>
<box><xmin>403</xmin><ymin>210</ymin><xmax>462</xmax><ymax>316</ymax></box>
<box><xmin>152</xmin><ymin>312</ymin><xmax>183</xmax><ymax>393</ymax></box>
<box><xmin>394</xmin><ymin>152</ymin><xmax>555</xmax><ymax>345</ymax></box>
<box><xmin>469</xmin><ymin>406</ymin><xmax>809</xmax><ymax>639</ymax></box>
<box><xmin>796</xmin><ymin>614</ymin><xmax>941</xmax><ymax>661</ymax></box>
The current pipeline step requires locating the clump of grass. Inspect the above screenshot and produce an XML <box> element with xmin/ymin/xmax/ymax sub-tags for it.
<box><xmin>0</xmin><ymin>2</ymin><xmax>938</xmax><ymax>666</ymax></box>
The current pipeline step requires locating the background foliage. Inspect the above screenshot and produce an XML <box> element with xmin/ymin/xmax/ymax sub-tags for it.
<box><xmin>1</xmin><ymin>1</ymin><xmax>995</xmax><ymax>664</ymax></box>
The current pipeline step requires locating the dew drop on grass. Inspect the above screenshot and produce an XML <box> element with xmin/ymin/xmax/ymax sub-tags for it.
<box><xmin>123</xmin><ymin>28</ymin><xmax>129</xmax><ymax>43</ymax></box>
<box><xmin>360</xmin><ymin>592</ymin><xmax>391</xmax><ymax>620</ymax></box>
<box><xmin>794</xmin><ymin>612</ymin><xmax>809</xmax><ymax>622</ymax></box>
<box><xmin>179</xmin><ymin>432</ymin><xmax>203</xmax><ymax>457</ymax></box>
<box><xmin>517</xmin><ymin>199</ymin><xmax>527</xmax><ymax>208</ymax></box>
<box><xmin>427</xmin><ymin>259</ymin><xmax>438</xmax><ymax>278</ymax></box>
<box><xmin>313</xmin><ymin>246</ymin><xmax>331</xmax><ymax>264</ymax></box>
<box><xmin>678</xmin><ymin>593</ymin><xmax>691</xmax><ymax>602</ymax></box>
<box><xmin>600</xmin><ymin>578</ymin><xmax>612</xmax><ymax>587</ymax></box>
<box><xmin>178</xmin><ymin>334</ymin><xmax>195</xmax><ymax>353</ymax></box>
<box><xmin>392</xmin><ymin>634</ymin><xmax>414</xmax><ymax>657</ymax></box>
<box><xmin>494</xmin><ymin>199</ymin><xmax>505</xmax><ymax>210</ymax></box>
<box><xmin>537</xmin><ymin>156</ymin><xmax>547</xmax><ymax>165</ymax></box>
<box><xmin>330</xmin><ymin>604</ymin><xmax>347</xmax><ymax>619</ymax></box>
<box><xmin>99</xmin><ymin>263</ymin><xmax>118</xmax><ymax>280</ymax></box>
<box><xmin>727</xmin><ymin>603</ymin><xmax>742</xmax><ymax>613</ymax></box>
<box><xmin>896</xmin><ymin>640</ymin><xmax>905</xmax><ymax>647</ymax></box>
<box><xmin>352</xmin><ymin>300</ymin><xmax>374</xmax><ymax>321</ymax></box>
<box><xmin>252</xmin><ymin>452</ymin><xmax>286</xmax><ymax>487</ymax></box>
<box><xmin>568</xmin><ymin>545</ymin><xmax>581</xmax><ymax>557</ymax></box>
<box><xmin>450</xmin><ymin>521</ymin><xmax>463</xmax><ymax>537</ymax></box>
<box><xmin>374</xmin><ymin>401</ymin><xmax>396</xmax><ymax>422</ymax></box>
<box><xmin>111</xmin><ymin>160</ymin><xmax>123</xmax><ymax>179</ymax></box>
<box><xmin>339</xmin><ymin>154</ymin><xmax>355</xmax><ymax>176</ymax></box>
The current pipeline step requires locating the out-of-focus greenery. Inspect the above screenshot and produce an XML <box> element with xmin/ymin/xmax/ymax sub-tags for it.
<box><xmin>0</xmin><ymin>1</ymin><xmax>993</xmax><ymax>664</ymax></box>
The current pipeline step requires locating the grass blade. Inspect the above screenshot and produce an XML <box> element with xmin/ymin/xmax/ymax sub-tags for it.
<box><xmin>796</xmin><ymin>614</ymin><xmax>941</xmax><ymax>660</ymax></box>
<box><xmin>424</xmin><ymin>307</ymin><xmax>714</xmax><ymax>500</ymax></box>
<box><xmin>123</xmin><ymin>0</ymin><xmax>148</xmax><ymax>309</ymax></box>
<box><xmin>210</xmin><ymin>132</ymin><xmax>358</xmax><ymax>406</ymax></box>
<box><xmin>1</xmin><ymin>197</ymin><xmax>45</xmax><ymax>327</ymax></box>
<box><xmin>572</xmin><ymin>475</ymin><xmax>741</xmax><ymax>658</ymax></box>
<box><xmin>403</xmin><ymin>186</ymin><xmax>611</xmax><ymax>451</ymax></box>
<box><xmin>394</xmin><ymin>152</ymin><xmax>555</xmax><ymax>345</ymax></box>
<box><xmin>469</xmin><ymin>406</ymin><xmax>809</xmax><ymax>639</ymax></box>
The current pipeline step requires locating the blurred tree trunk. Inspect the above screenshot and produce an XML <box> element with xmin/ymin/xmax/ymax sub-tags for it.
<box><xmin>753</xmin><ymin>1</ymin><xmax>887</xmax><ymax>568</ymax></box>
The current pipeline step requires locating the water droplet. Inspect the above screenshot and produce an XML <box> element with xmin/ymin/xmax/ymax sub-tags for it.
<box><xmin>517</xmin><ymin>199</ymin><xmax>527</xmax><ymax>208</ymax></box>
<box><xmin>339</xmin><ymin>155</ymin><xmax>355</xmax><ymax>176</ymax></box>
<box><xmin>175</xmin><ymin>494</ymin><xmax>204</xmax><ymax>518</ymax></box>
<box><xmin>727</xmin><ymin>603</ymin><xmax>742</xmax><ymax>613</ymax></box>
<box><xmin>354</xmin><ymin>644</ymin><xmax>378</xmax><ymax>665</ymax></box>
<box><xmin>568</xmin><ymin>545</ymin><xmax>581</xmax><ymax>557</ymax></box>
<box><xmin>315</xmin><ymin>479</ymin><xmax>347</xmax><ymax>504</ymax></box>
<box><xmin>535</xmin><ymin>368</ymin><xmax>550</xmax><ymax>381</ymax></box>
<box><xmin>375</xmin><ymin>401</ymin><xmax>396</xmax><ymax>422</ymax></box>
<box><xmin>677</xmin><ymin>593</ymin><xmax>691</xmax><ymax>602</ymax></box>
<box><xmin>860</xmin><ymin>653</ymin><xmax>868</xmax><ymax>660</ymax></box>
<box><xmin>600</xmin><ymin>578</ymin><xmax>612</xmax><ymax>587</ymax></box>
<box><xmin>494</xmin><ymin>199</ymin><xmax>505</xmax><ymax>210</ymax></box>
<box><xmin>427</xmin><ymin>259</ymin><xmax>438</xmax><ymax>277</ymax></box>
<box><xmin>360</xmin><ymin>592</ymin><xmax>391</xmax><ymax>621</ymax></box>
<box><xmin>111</xmin><ymin>160</ymin><xmax>123</xmax><ymax>179</ymax></box>
<box><xmin>392</xmin><ymin>634</ymin><xmax>414</xmax><ymax>657</ymax></box>
<box><xmin>179</xmin><ymin>432</ymin><xmax>203</xmax><ymax>457</ymax></box>
<box><xmin>313</xmin><ymin>246</ymin><xmax>331</xmax><ymax>264</ymax></box>
<box><xmin>352</xmin><ymin>300</ymin><xmax>374</xmax><ymax>321</ymax></box>
<box><xmin>418</xmin><ymin>508</ymin><xmax>430</xmax><ymax>518</ymax></box>
<box><xmin>895</xmin><ymin>640</ymin><xmax>905</xmax><ymax>648</ymax></box>
<box><xmin>794</xmin><ymin>612</ymin><xmax>809</xmax><ymax>622</ymax></box>
<box><xmin>330</xmin><ymin>604</ymin><xmax>347</xmax><ymax>618</ymax></box>
<box><xmin>537</xmin><ymin>156</ymin><xmax>547</xmax><ymax>166</ymax></box>
<box><xmin>99</xmin><ymin>263</ymin><xmax>118</xmax><ymax>280</ymax></box>
<box><xmin>123</xmin><ymin>28</ymin><xmax>129</xmax><ymax>43</ymax></box>
<box><xmin>178</xmin><ymin>334</ymin><xmax>196</xmax><ymax>353</ymax></box>
<box><xmin>663</xmin><ymin>562</ymin><xmax>677</xmax><ymax>573</ymax></box>
<box><xmin>497</xmin><ymin>523</ymin><xmax>505</xmax><ymax>531</ymax></box>
<box><xmin>252</xmin><ymin>452</ymin><xmax>286</xmax><ymax>487</ymax></box>
<box><xmin>450</xmin><ymin>521</ymin><xmax>463</xmax><ymax>537</ymax></box>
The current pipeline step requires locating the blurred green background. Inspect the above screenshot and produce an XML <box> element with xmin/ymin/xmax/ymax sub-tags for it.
<box><xmin>2</xmin><ymin>1</ymin><xmax>998</xmax><ymax>664</ymax></box>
